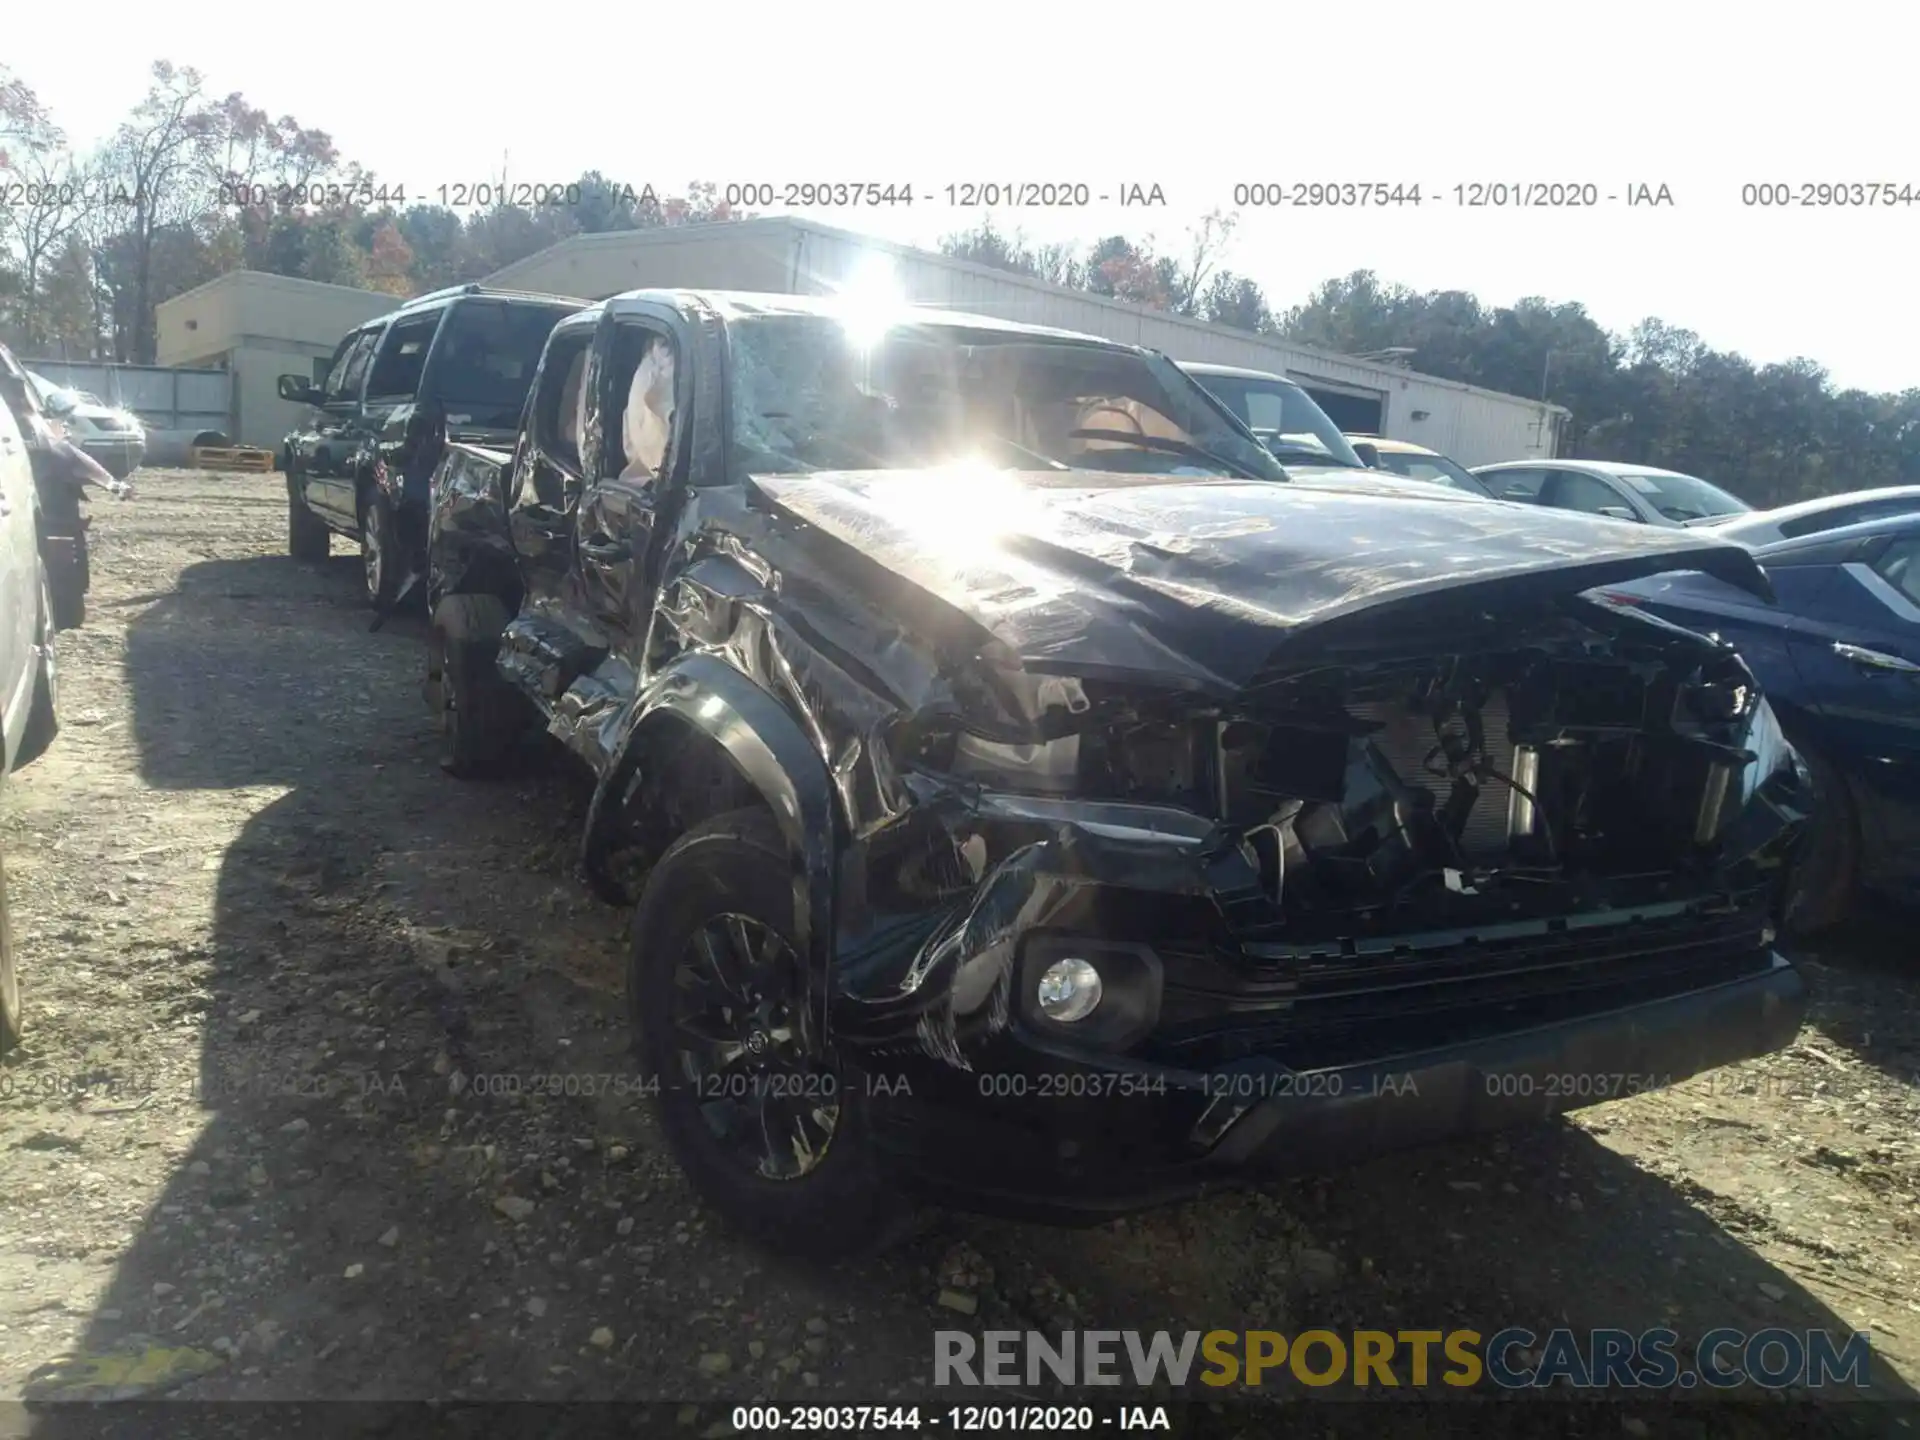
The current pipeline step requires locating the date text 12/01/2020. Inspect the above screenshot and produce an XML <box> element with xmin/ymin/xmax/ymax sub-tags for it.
<box><xmin>729</xmin><ymin>1405</ymin><xmax>1176</xmax><ymax>1433</ymax></box>
<box><xmin>8</xmin><ymin>1065</ymin><xmax>1801</xmax><ymax>1110</ymax></box>
<box><xmin>1223</xmin><ymin>182</ymin><xmax>1674</xmax><ymax>207</ymax></box>
<box><xmin>8</xmin><ymin>1066</ymin><xmax>1780</xmax><ymax>1108</ymax></box>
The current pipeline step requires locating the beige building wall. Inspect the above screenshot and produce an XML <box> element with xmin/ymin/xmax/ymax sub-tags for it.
<box><xmin>156</xmin><ymin>271</ymin><xmax>402</xmax><ymax>448</ymax></box>
<box><xmin>228</xmin><ymin>340</ymin><xmax>338</xmax><ymax>449</ymax></box>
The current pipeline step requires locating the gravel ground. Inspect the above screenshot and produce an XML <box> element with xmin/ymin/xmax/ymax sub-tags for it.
<box><xmin>1</xmin><ymin>470</ymin><xmax>1917</xmax><ymax>1435</ymax></box>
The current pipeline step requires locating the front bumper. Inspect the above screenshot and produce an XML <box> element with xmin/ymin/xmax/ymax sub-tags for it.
<box><xmin>860</xmin><ymin>951</ymin><xmax>1805</xmax><ymax>1221</ymax></box>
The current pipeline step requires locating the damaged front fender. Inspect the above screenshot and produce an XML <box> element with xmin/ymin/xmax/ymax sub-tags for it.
<box><xmin>583</xmin><ymin>651</ymin><xmax>842</xmax><ymax>1043</ymax></box>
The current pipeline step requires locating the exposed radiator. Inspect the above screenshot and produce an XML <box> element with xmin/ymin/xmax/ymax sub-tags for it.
<box><xmin>1350</xmin><ymin>693</ymin><xmax>1520</xmax><ymax>857</ymax></box>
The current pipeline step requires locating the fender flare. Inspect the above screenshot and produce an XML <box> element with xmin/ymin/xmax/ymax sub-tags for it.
<box><xmin>582</xmin><ymin>652</ymin><xmax>840</xmax><ymax>1042</ymax></box>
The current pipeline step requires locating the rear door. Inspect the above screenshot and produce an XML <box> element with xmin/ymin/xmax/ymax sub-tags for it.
<box><xmin>1537</xmin><ymin>467</ymin><xmax>1646</xmax><ymax>524</ymax></box>
<box><xmin>304</xmin><ymin>325</ymin><xmax>385</xmax><ymax>524</ymax></box>
<box><xmin>356</xmin><ymin>308</ymin><xmax>446</xmax><ymax>525</ymax></box>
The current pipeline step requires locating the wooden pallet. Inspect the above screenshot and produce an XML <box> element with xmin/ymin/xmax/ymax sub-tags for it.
<box><xmin>190</xmin><ymin>445</ymin><xmax>276</xmax><ymax>472</ymax></box>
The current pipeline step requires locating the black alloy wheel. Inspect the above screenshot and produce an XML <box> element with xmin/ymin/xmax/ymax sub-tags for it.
<box><xmin>669</xmin><ymin>911</ymin><xmax>840</xmax><ymax>1181</ymax></box>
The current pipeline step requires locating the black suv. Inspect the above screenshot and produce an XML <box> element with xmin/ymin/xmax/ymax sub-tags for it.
<box><xmin>425</xmin><ymin>289</ymin><xmax>1810</xmax><ymax>1256</ymax></box>
<box><xmin>277</xmin><ymin>284</ymin><xmax>583</xmax><ymax>609</ymax></box>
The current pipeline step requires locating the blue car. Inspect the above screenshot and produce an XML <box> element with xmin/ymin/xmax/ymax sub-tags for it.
<box><xmin>1600</xmin><ymin>512</ymin><xmax>1920</xmax><ymax>933</ymax></box>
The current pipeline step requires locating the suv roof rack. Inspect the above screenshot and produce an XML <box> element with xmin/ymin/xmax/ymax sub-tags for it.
<box><xmin>398</xmin><ymin>283</ymin><xmax>586</xmax><ymax>312</ymax></box>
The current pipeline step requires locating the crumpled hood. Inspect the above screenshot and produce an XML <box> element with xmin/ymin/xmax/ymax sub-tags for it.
<box><xmin>747</xmin><ymin>468</ymin><xmax>1773</xmax><ymax>696</ymax></box>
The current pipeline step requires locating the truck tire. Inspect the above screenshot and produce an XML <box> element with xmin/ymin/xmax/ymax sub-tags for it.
<box><xmin>1</xmin><ymin>844</ymin><xmax>20</xmax><ymax>1059</ymax></box>
<box><xmin>359</xmin><ymin>490</ymin><xmax>401</xmax><ymax>610</ymax></box>
<box><xmin>429</xmin><ymin>594</ymin><xmax>528</xmax><ymax>777</ymax></box>
<box><xmin>288</xmin><ymin>484</ymin><xmax>329</xmax><ymax>562</ymax></box>
<box><xmin>630</xmin><ymin>808</ymin><xmax>907</xmax><ymax>1259</ymax></box>
<box><xmin>1781</xmin><ymin>740</ymin><xmax>1860</xmax><ymax>942</ymax></box>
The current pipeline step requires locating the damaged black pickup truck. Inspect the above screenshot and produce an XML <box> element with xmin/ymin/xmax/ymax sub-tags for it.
<box><xmin>424</xmin><ymin>290</ymin><xmax>1812</xmax><ymax>1255</ymax></box>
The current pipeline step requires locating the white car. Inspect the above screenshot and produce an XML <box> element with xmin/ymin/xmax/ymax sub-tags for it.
<box><xmin>1691</xmin><ymin>485</ymin><xmax>1920</xmax><ymax>549</ymax></box>
<box><xmin>1473</xmin><ymin>459</ymin><xmax>1750</xmax><ymax>528</ymax></box>
<box><xmin>27</xmin><ymin>371</ymin><xmax>147</xmax><ymax>480</ymax></box>
<box><xmin>0</xmin><ymin>364</ymin><xmax>61</xmax><ymax>1056</ymax></box>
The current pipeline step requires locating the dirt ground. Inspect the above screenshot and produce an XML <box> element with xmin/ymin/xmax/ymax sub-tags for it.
<box><xmin>2</xmin><ymin>469</ymin><xmax>1918</xmax><ymax>1433</ymax></box>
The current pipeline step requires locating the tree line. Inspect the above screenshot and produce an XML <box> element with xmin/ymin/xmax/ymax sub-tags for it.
<box><xmin>6</xmin><ymin>62</ymin><xmax>1913</xmax><ymax>507</ymax></box>
<box><xmin>0</xmin><ymin>61</ymin><xmax>738</xmax><ymax>366</ymax></box>
<box><xmin>940</xmin><ymin>224</ymin><xmax>1919</xmax><ymax>508</ymax></box>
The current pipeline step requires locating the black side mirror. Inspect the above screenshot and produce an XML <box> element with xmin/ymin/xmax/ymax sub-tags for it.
<box><xmin>1596</xmin><ymin>506</ymin><xmax>1639</xmax><ymax>522</ymax></box>
<box><xmin>278</xmin><ymin>374</ymin><xmax>323</xmax><ymax>405</ymax></box>
<box><xmin>1351</xmin><ymin>441</ymin><xmax>1381</xmax><ymax>468</ymax></box>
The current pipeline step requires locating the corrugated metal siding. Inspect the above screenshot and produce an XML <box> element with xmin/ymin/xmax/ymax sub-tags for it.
<box><xmin>21</xmin><ymin>360</ymin><xmax>231</xmax><ymax>435</ymax></box>
<box><xmin>487</xmin><ymin>229</ymin><xmax>795</xmax><ymax>300</ymax></box>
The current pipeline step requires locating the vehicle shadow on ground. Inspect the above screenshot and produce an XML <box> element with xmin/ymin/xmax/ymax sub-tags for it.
<box><xmin>1785</xmin><ymin>906</ymin><xmax>1920</xmax><ymax>1095</ymax></box>
<box><xmin>22</xmin><ymin>552</ymin><xmax>1916</xmax><ymax>1420</ymax></box>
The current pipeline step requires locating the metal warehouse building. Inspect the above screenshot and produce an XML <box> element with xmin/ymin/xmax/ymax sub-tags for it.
<box><xmin>151</xmin><ymin>218</ymin><xmax>1566</xmax><ymax>463</ymax></box>
<box><xmin>155</xmin><ymin>271</ymin><xmax>403</xmax><ymax>447</ymax></box>
<box><xmin>484</xmin><ymin>217</ymin><xmax>1567</xmax><ymax>466</ymax></box>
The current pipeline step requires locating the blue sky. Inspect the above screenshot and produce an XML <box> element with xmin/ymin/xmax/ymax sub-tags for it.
<box><xmin>18</xmin><ymin>0</ymin><xmax>1917</xmax><ymax>391</ymax></box>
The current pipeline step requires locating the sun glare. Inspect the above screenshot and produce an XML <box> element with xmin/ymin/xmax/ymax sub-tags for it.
<box><xmin>837</xmin><ymin>252</ymin><xmax>906</xmax><ymax>350</ymax></box>
<box><xmin>864</xmin><ymin>459</ymin><xmax>1034</xmax><ymax>555</ymax></box>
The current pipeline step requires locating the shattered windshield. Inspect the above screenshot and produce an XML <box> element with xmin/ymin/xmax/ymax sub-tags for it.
<box><xmin>725</xmin><ymin>316</ymin><xmax>1287</xmax><ymax>483</ymax></box>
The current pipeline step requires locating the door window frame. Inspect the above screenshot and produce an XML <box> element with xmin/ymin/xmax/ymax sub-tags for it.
<box><xmin>327</xmin><ymin>327</ymin><xmax>383</xmax><ymax>408</ymax></box>
<box><xmin>596</xmin><ymin>309</ymin><xmax>690</xmax><ymax>488</ymax></box>
<box><xmin>1540</xmin><ymin>467</ymin><xmax>1642</xmax><ymax>520</ymax></box>
<box><xmin>365</xmin><ymin>310</ymin><xmax>445</xmax><ymax>405</ymax></box>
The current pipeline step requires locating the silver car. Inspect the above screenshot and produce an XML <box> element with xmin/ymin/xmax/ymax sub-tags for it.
<box><xmin>1692</xmin><ymin>485</ymin><xmax>1920</xmax><ymax>549</ymax></box>
<box><xmin>1472</xmin><ymin>459</ymin><xmax>1751</xmax><ymax>527</ymax></box>
<box><xmin>27</xmin><ymin>371</ymin><xmax>147</xmax><ymax>480</ymax></box>
<box><xmin>0</xmin><ymin>357</ymin><xmax>61</xmax><ymax>1056</ymax></box>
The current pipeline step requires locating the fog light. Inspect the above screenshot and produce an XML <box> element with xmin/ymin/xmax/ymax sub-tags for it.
<box><xmin>1036</xmin><ymin>958</ymin><xmax>1103</xmax><ymax>1023</ymax></box>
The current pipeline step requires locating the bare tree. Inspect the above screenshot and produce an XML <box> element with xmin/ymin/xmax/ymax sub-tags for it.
<box><xmin>1167</xmin><ymin>207</ymin><xmax>1237</xmax><ymax>317</ymax></box>
<box><xmin>0</xmin><ymin>64</ymin><xmax>60</xmax><ymax>170</ymax></box>
<box><xmin>6</xmin><ymin>151</ymin><xmax>90</xmax><ymax>350</ymax></box>
<box><xmin>96</xmin><ymin>61</ymin><xmax>222</xmax><ymax>360</ymax></box>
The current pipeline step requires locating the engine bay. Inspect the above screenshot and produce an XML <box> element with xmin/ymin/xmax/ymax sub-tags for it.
<box><xmin>915</xmin><ymin>601</ymin><xmax>1775</xmax><ymax>938</ymax></box>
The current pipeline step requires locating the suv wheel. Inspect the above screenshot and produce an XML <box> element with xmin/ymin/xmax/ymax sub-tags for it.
<box><xmin>631</xmin><ymin>808</ymin><xmax>905</xmax><ymax>1258</ymax></box>
<box><xmin>360</xmin><ymin>490</ymin><xmax>400</xmax><ymax>609</ymax></box>
<box><xmin>1782</xmin><ymin>739</ymin><xmax>1860</xmax><ymax>941</ymax></box>
<box><xmin>288</xmin><ymin>483</ymin><xmax>329</xmax><ymax>562</ymax></box>
<box><xmin>1</xmin><ymin>843</ymin><xmax>20</xmax><ymax>1058</ymax></box>
<box><xmin>429</xmin><ymin>594</ymin><xmax>527</xmax><ymax>776</ymax></box>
